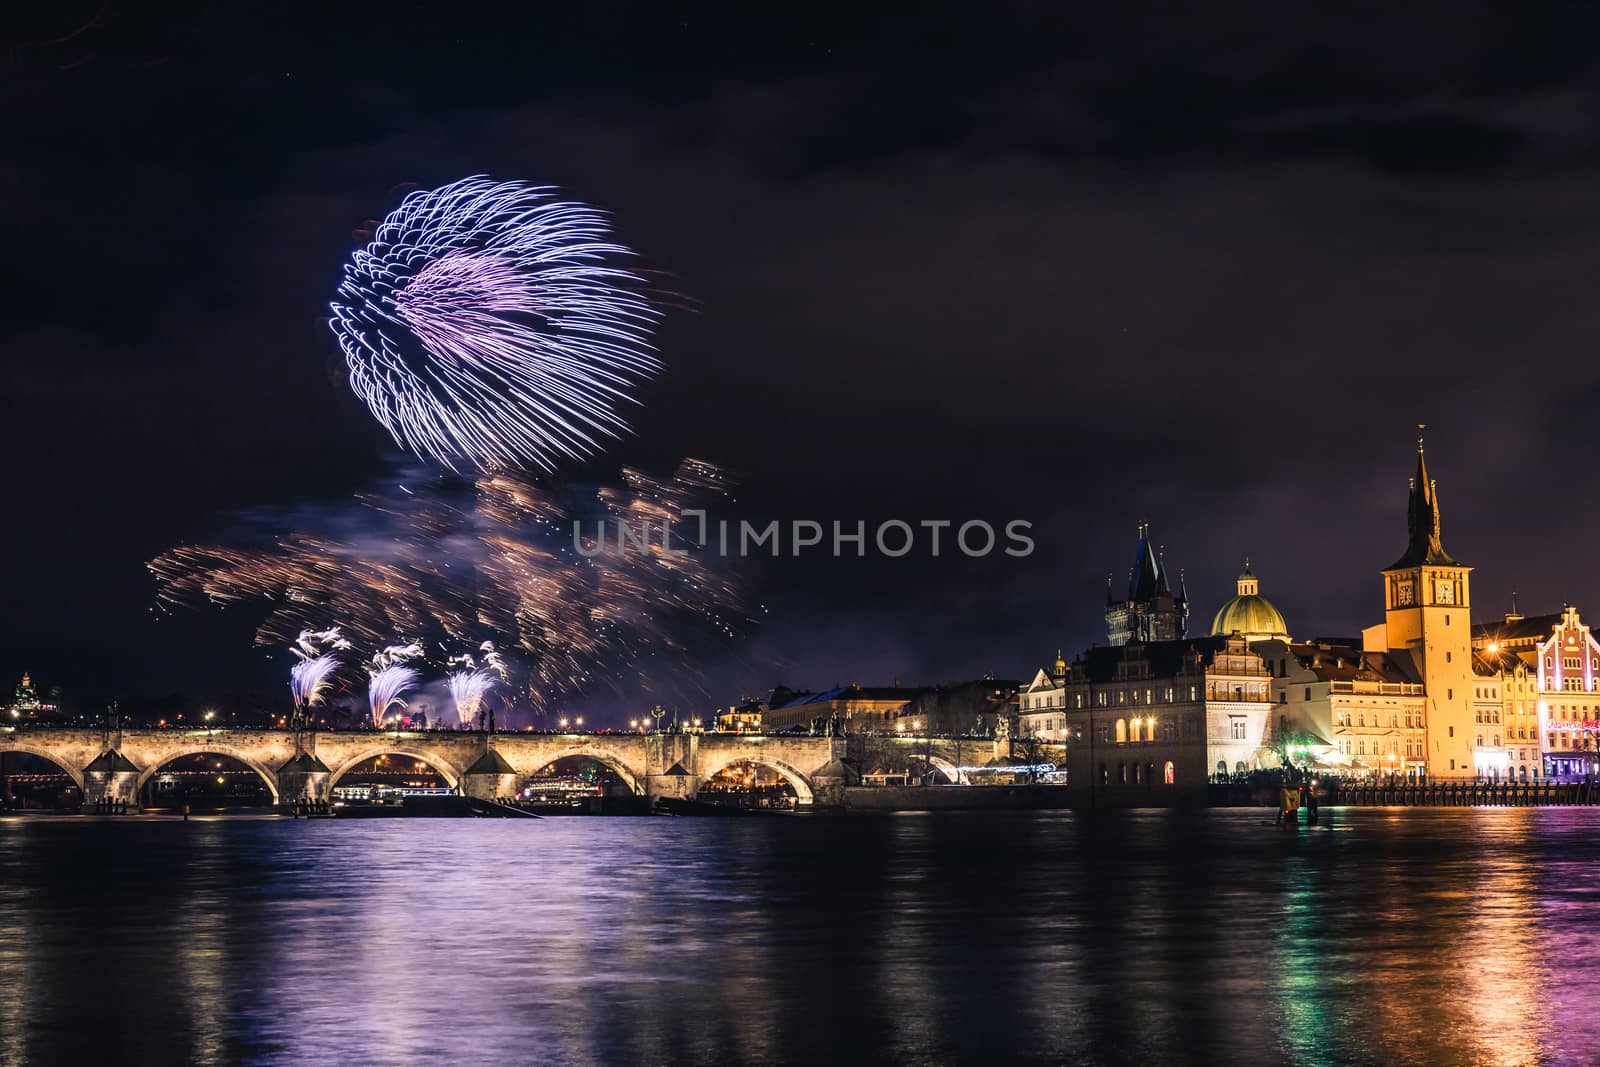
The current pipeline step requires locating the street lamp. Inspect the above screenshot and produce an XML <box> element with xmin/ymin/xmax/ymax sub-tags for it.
<box><xmin>559</xmin><ymin>717</ymin><xmax>569</xmax><ymax>730</ymax></box>
<box><xmin>575</xmin><ymin>717</ymin><xmax>583</xmax><ymax>730</ymax></box>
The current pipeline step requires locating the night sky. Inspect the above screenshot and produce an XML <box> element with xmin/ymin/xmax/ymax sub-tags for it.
<box><xmin>6</xmin><ymin>4</ymin><xmax>1600</xmax><ymax>720</ymax></box>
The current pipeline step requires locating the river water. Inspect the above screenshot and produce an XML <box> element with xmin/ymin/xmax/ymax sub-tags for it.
<box><xmin>2</xmin><ymin>808</ymin><xmax>1598</xmax><ymax>1066</ymax></box>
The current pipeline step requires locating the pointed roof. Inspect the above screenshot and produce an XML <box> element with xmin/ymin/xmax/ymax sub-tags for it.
<box><xmin>465</xmin><ymin>749</ymin><xmax>517</xmax><ymax>775</ymax></box>
<box><xmin>84</xmin><ymin>749</ymin><xmax>138</xmax><ymax>773</ymax></box>
<box><xmin>1386</xmin><ymin>429</ymin><xmax>1463</xmax><ymax>570</ymax></box>
<box><xmin>278</xmin><ymin>752</ymin><xmax>330</xmax><ymax>774</ymax></box>
<box><xmin>1128</xmin><ymin>523</ymin><xmax>1163</xmax><ymax>601</ymax></box>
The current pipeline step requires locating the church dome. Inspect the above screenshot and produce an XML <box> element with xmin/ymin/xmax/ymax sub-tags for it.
<box><xmin>1210</xmin><ymin>563</ymin><xmax>1289</xmax><ymax>642</ymax></box>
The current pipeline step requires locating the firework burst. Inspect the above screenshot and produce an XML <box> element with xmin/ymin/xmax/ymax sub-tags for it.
<box><xmin>367</xmin><ymin>666</ymin><xmax>419</xmax><ymax>729</ymax></box>
<box><xmin>329</xmin><ymin>176</ymin><xmax>661</xmax><ymax>473</ymax></box>
<box><xmin>150</xmin><ymin>459</ymin><xmax>747</xmax><ymax>715</ymax></box>
<box><xmin>289</xmin><ymin>654</ymin><xmax>339</xmax><ymax>709</ymax></box>
<box><xmin>447</xmin><ymin>669</ymin><xmax>497</xmax><ymax>729</ymax></box>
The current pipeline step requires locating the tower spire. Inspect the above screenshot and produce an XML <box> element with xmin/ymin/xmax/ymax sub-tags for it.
<box><xmin>1388</xmin><ymin>425</ymin><xmax>1461</xmax><ymax>569</ymax></box>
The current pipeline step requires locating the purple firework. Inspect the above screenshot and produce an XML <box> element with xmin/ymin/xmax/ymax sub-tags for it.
<box><xmin>290</xmin><ymin>654</ymin><xmax>339</xmax><ymax>709</ymax></box>
<box><xmin>367</xmin><ymin>666</ymin><xmax>419</xmax><ymax>729</ymax></box>
<box><xmin>328</xmin><ymin>176</ymin><xmax>661</xmax><ymax>473</ymax></box>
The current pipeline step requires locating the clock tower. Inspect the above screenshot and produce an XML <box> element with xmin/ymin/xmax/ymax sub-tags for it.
<box><xmin>1379</xmin><ymin>429</ymin><xmax>1477</xmax><ymax>777</ymax></box>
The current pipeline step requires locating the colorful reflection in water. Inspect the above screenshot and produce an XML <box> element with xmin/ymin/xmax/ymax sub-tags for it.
<box><xmin>0</xmin><ymin>809</ymin><xmax>1597</xmax><ymax>1065</ymax></box>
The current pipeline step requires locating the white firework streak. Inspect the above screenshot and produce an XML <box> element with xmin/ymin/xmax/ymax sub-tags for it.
<box><xmin>371</xmin><ymin>641</ymin><xmax>424</xmax><ymax>670</ymax></box>
<box><xmin>448</xmin><ymin>669</ymin><xmax>496</xmax><ymax>728</ymax></box>
<box><xmin>329</xmin><ymin>176</ymin><xmax>661</xmax><ymax>473</ymax></box>
<box><xmin>290</xmin><ymin>654</ymin><xmax>339</xmax><ymax>708</ymax></box>
<box><xmin>294</xmin><ymin>626</ymin><xmax>351</xmax><ymax>660</ymax></box>
<box><xmin>367</xmin><ymin>666</ymin><xmax>420</xmax><ymax>728</ymax></box>
<box><xmin>479</xmin><ymin>640</ymin><xmax>511</xmax><ymax>681</ymax></box>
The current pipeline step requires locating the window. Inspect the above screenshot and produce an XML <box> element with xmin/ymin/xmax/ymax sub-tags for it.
<box><xmin>1118</xmin><ymin>762</ymin><xmax>1127</xmax><ymax>784</ymax></box>
<box><xmin>1216</xmin><ymin>759</ymin><xmax>1228</xmax><ymax>777</ymax></box>
<box><xmin>1448</xmin><ymin>726</ymin><xmax>1454</xmax><ymax>738</ymax></box>
<box><xmin>1164</xmin><ymin>761</ymin><xmax>1175</xmax><ymax>785</ymax></box>
<box><xmin>1446</xmin><ymin>651</ymin><xmax>1452</xmax><ymax>663</ymax></box>
<box><xmin>1231</xmin><ymin>719</ymin><xmax>1246</xmax><ymax>740</ymax></box>
<box><xmin>1279</xmin><ymin>693</ymin><xmax>1287</xmax><ymax>704</ymax></box>
<box><xmin>1099</xmin><ymin>763</ymin><xmax>1108</xmax><ymax>786</ymax></box>
<box><xmin>1358</xmin><ymin>739</ymin><xmax>1366</xmax><ymax>756</ymax></box>
<box><xmin>1115</xmin><ymin>719</ymin><xmax>1127</xmax><ymax>743</ymax></box>
<box><xmin>1235</xmin><ymin>761</ymin><xmax>1247</xmax><ymax>775</ymax></box>
<box><xmin>1305</xmin><ymin>687</ymin><xmax>1312</xmax><ymax>701</ymax></box>
<box><xmin>1447</xmin><ymin>689</ymin><xmax>1453</xmax><ymax>701</ymax></box>
<box><xmin>1189</xmin><ymin>686</ymin><xmax>1197</xmax><ymax>701</ymax></box>
<box><xmin>1565</xmin><ymin>656</ymin><xmax>1581</xmax><ymax>670</ymax></box>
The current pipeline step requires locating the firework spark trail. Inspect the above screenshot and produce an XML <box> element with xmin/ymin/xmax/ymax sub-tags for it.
<box><xmin>448</xmin><ymin>669</ymin><xmax>496</xmax><ymax>728</ymax></box>
<box><xmin>294</xmin><ymin>627</ymin><xmax>351</xmax><ymax>660</ymax></box>
<box><xmin>329</xmin><ymin>177</ymin><xmax>661</xmax><ymax>473</ymax></box>
<box><xmin>373</xmin><ymin>641</ymin><xmax>423</xmax><ymax>669</ymax></box>
<box><xmin>149</xmin><ymin>459</ymin><xmax>747</xmax><ymax>714</ymax></box>
<box><xmin>367</xmin><ymin>666</ymin><xmax>419</xmax><ymax>729</ymax></box>
<box><xmin>290</xmin><ymin>654</ymin><xmax>339</xmax><ymax>709</ymax></box>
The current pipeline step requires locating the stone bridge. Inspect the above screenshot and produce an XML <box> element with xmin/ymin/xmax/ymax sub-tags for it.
<box><xmin>0</xmin><ymin>727</ymin><xmax>850</xmax><ymax>809</ymax></box>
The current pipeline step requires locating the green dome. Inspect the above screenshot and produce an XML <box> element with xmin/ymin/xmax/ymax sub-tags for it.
<box><xmin>1210</xmin><ymin>564</ymin><xmax>1289</xmax><ymax>641</ymax></box>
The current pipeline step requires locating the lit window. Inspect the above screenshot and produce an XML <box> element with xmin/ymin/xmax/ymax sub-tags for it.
<box><xmin>1164</xmin><ymin>761</ymin><xmax>1175</xmax><ymax>785</ymax></box>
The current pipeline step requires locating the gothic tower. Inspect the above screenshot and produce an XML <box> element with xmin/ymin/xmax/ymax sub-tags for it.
<box><xmin>1105</xmin><ymin>523</ymin><xmax>1189</xmax><ymax>645</ymax></box>
<box><xmin>1379</xmin><ymin>429</ymin><xmax>1477</xmax><ymax>777</ymax></box>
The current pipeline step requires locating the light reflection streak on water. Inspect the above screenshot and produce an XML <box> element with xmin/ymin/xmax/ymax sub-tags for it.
<box><xmin>176</xmin><ymin>822</ymin><xmax>230</xmax><ymax>1067</ymax></box>
<box><xmin>0</xmin><ymin>823</ymin><xmax>34</xmax><ymax>1067</ymax></box>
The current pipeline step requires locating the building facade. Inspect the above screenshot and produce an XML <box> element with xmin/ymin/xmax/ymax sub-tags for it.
<box><xmin>1475</xmin><ymin>604</ymin><xmax>1600</xmax><ymax>778</ymax></box>
<box><xmin>1061</xmin><ymin>633</ymin><xmax>1274</xmax><ymax>805</ymax></box>
<box><xmin>1018</xmin><ymin>655</ymin><xmax>1068</xmax><ymax>741</ymax></box>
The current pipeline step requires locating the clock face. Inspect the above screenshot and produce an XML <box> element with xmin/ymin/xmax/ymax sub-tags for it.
<box><xmin>1436</xmin><ymin>580</ymin><xmax>1455</xmax><ymax>605</ymax></box>
<box><xmin>1396</xmin><ymin>580</ymin><xmax>1415</xmax><ymax>606</ymax></box>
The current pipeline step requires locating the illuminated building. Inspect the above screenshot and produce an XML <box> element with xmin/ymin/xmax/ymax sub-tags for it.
<box><xmin>1018</xmin><ymin>653</ymin><xmax>1067</xmax><ymax>741</ymax></box>
<box><xmin>1258</xmin><ymin>437</ymin><xmax>1490</xmax><ymax>779</ymax></box>
<box><xmin>1257</xmin><ymin>639</ymin><xmax>1428</xmax><ymax>777</ymax></box>
<box><xmin>3</xmin><ymin>673</ymin><xmax>57</xmax><ymax>722</ymax></box>
<box><xmin>1061</xmin><ymin>633</ymin><xmax>1274</xmax><ymax>803</ymax></box>
<box><xmin>1104</xmin><ymin>524</ymin><xmax>1189</xmax><ymax>645</ymax></box>
<box><xmin>762</xmin><ymin>684</ymin><xmax>920</xmax><ymax>732</ymax></box>
<box><xmin>1474</xmin><ymin>603</ymin><xmax>1600</xmax><ymax>778</ymax></box>
<box><xmin>713</xmin><ymin>698</ymin><xmax>765</xmax><ymax>734</ymax></box>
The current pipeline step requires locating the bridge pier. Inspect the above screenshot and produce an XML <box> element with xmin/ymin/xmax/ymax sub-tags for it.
<box><xmin>276</xmin><ymin>752</ymin><xmax>331</xmax><ymax>806</ymax></box>
<box><xmin>82</xmin><ymin>750</ymin><xmax>140</xmax><ymax>808</ymax></box>
<box><xmin>462</xmin><ymin>748</ymin><xmax>519</xmax><ymax>801</ymax></box>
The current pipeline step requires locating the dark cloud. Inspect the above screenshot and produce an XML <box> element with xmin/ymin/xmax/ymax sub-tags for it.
<box><xmin>6</xmin><ymin>3</ymin><xmax>1600</xmax><ymax>717</ymax></box>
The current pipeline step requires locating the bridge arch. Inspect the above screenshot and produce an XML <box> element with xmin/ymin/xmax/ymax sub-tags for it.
<box><xmin>328</xmin><ymin>748</ymin><xmax>461</xmax><ymax>790</ymax></box>
<box><xmin>0</xmin><ymin>745</ymin><xmax>86</xmax><ymax>789</ymax></box>
<box><xmin>906</xmin><ymin>753</ymin><xmax>960</xmax><ymax>783</ymax></box>
<box><xmin>698</xmin><ymin>755</ymin><xmax>815</xmax><ymax>805</ymax></box>
<box><xmin>528</xmin><ymin>746</ymin><xmax>644</xmax><ymax>795</ymax></box>
<box><xmin>135</xmin><ymin>748</ymin><xmax>281</xmax><ymax>804</ymax></box>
